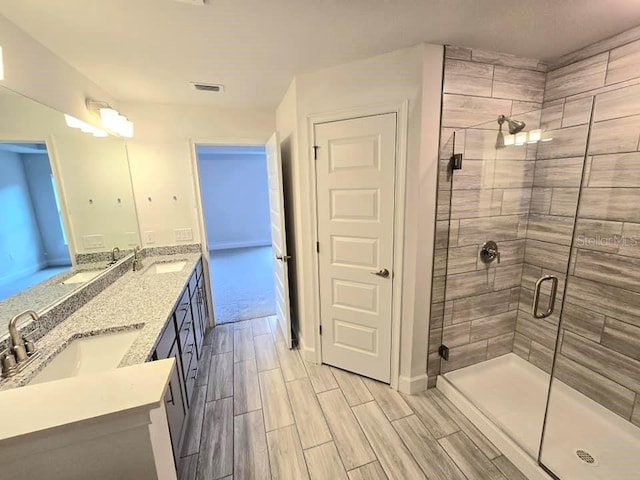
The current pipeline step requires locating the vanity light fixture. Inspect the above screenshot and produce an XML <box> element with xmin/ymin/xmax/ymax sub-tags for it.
<box><xmin>85</xmin><ymin>98</ymin><xmax>134</xmax><ymax>138</ymax></box>
<box><xmin>64</xmin><ymin>114</ymin><xmax>108</xmax><ymax>137</ymax></box>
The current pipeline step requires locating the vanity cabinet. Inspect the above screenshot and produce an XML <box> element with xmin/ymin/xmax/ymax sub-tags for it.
<box><xmin>151</xmin><ymin>258</ymin><xmax>209</xmax><ymax>462</ymax></box>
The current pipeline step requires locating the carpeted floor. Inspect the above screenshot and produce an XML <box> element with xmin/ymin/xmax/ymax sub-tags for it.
<box><xmin>209</xmin><ymin>246</ymin><xmax>276</xmax><ymax>323</ymax></box>
<box><xmin>0</xmin><ymin>266</ymin><xmax>70</xmax><ymax>301</ymax></box>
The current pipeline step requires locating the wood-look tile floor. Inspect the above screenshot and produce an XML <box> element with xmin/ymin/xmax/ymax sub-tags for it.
<box><xmin>178</xmin><ymin>316</ymin><xmax>528</xmax><ymax>480</ymax></box>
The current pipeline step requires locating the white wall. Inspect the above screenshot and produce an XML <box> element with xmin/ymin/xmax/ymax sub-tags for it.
<box><xmin>0</xmin><ymin>149</ymin><xmax>45</xmax><ymax>283</ymax></box>
<box><xmin>0</xmin><ymin>14</ymin><xmax>115</xmax><ymax>127</ymax></box>
<box><xmin>276</xmin><ymin>44</ymin><xmax>443</xmax><ymax>392</ymax></box>
<box><xmin>120</xmin><ymin>102</ymin><xmax>275</xmax><ymax>248</ymax></box>
<box><xmin>198</xmin><ymin>152</ymin><xmax>271</xmax><ymax>250</ymax></box>
<box><xmin>53</xmin><ymin>135</ymin><xmax>139</xmax><ymax>253</ymax></box>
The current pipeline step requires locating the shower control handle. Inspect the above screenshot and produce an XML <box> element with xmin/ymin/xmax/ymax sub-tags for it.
<box><xmin>480</xmin><ymin>241</ymin><xmax>500</xmax><ymax>264</ymax></box>
<box><xmin>532</xmin><ymin>275</ymin><xmax>559</xmax><ymax>319</ymax></box>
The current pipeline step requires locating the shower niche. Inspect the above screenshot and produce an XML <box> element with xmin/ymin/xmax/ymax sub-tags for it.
<box><xmin>431</xmin><ymin>73</ymin><xmax>640</xmax><ymax>480</ymax></box>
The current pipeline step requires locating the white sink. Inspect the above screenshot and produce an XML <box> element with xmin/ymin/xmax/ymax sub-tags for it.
<box><xmin>61</xmin><ymin>270</ymin><xmax>103</xmax><ymax>285</ymax></box>
<box><xmin>29</xmin><ymin>330</ymin><xmax>140</xmax><ymax>385</ymax></box>
<box><xmin>145</xmin><ymin>261</ymin><xmax>187</xmax><ymax>274</ymax></box>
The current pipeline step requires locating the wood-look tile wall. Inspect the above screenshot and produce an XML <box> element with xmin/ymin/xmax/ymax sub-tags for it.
<box><xmin>432</xmin><ymin>35</ymin><xmax>640</xmax><ymax>427</ymax></box>
<box><xmin>428</xmin><ymin>46</ymin><xmax>546</xmax><ymax>382</ymax></box>
<box><xmin>533</xmin><ymin>37</ymin><xmax>640</xmax><ymax>425</ymax></box>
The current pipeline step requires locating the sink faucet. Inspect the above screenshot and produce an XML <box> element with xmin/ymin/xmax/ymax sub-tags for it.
<box><xmin>133</xmin><ymin>246</ymin><xmax>143</xmax><ymax>271</ymax></box>
<box><xmin>9</xmin><ymin>310</ymin><xmax>39</xmax><ymax>363</ymax></box>
<box><xmin>110</xmin><ymin>247</ymin><xmax>120</xmax><ymax>264</ymax></box>
<box><xmin>2</xmin><ymin>310</ymin><xmax>41</xmax><ymax>378</ymax></box>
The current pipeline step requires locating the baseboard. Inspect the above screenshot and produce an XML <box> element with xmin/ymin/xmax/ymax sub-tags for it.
<box><xmin>47</xmin><ymin>259</ymin><xmax>72</xmax><ymax>267</ymax></box>
<box><xmin>209</xmin><ymin>240</ymin><xmax>272</xmax><ymax>251</ymax></box>
<box><xmin>437</xmin><ymin>375</ymin><xmax>550</xmax><ymax>480</ymax></box>
<box><xmin>297</xmin><ymin>334</ymin><xmax>318</xmax><ymax>363</ymax></box>
<box><xmin>398</xmin><ymin>373</ymin><xmax>429</xmax><ymax>394</ymax></box>
<box><xmin>0</xmin><ymin>261</ymin><xmax>48</xmax><ymax>285</ymax></box>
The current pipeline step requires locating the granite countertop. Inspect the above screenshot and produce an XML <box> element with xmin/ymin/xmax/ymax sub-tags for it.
<box><xmin>0</xmin><ymin>261</ymin><xmax>115</xmax><ymax>334</ymax></box>
<box><xmin>0</xmin><ymin>252</ymin><xmax>201</xmax><ymax>390</ymax></box>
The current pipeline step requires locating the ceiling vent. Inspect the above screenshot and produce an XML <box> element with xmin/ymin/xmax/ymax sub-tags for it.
<box><xmin>191</xmin><ymin>82</ymin><xmax>225</xmax><ymax>93</ymax></box>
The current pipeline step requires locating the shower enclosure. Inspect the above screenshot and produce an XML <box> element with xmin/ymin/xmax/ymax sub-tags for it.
<box><xmin>432</xmin><ymin>83</ymin><xmax>640</xmax><ymax>480</ymax></box>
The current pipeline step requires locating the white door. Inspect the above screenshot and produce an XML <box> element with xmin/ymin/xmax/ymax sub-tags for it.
<box><xmin>315</xmin><ymin>113</ymin><xmax>397</xmax><ymax>383</ymax></box>
<box><xmin>266</xmin><ymin>133</ymin><xmax>293</xmax><ymax>348</ymax></box>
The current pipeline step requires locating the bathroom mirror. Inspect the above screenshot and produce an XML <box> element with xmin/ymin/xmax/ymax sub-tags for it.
<box><xmin>0</xmin><ymin>85</ymin><xmax>140</xmax><ymax>336</ymax></box>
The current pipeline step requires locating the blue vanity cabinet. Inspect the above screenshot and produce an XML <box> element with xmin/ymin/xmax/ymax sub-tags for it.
<box><xmin>152</xmin><ymin>258</ymin><xmax>209</xmax><ymax>463</ymax></box>
<box><xmin>152</xmin><ymin>318</ymin><xmax>186</xmax><ymax>463</ymax></box>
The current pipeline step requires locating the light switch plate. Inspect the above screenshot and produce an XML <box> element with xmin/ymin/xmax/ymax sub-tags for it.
<box><xmin>144</xmin><ymin>231</ymin><xmax>156</xmax><ymax>244</ymax></box>
<box><xmin>82</xmin><ymin>234</ymin><xmax>105</xmax><ymax>249</ymax></box>
<box><xmin>174</xmin><ymin>228</ymin><xmax>193</xmax><ymax>242</ymax></box>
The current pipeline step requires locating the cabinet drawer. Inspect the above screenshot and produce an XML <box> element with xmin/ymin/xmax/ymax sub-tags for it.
<box><xmin>188</xmin><ymin>270</ymin><xmax>198</xmax><ymax>300</ymax></box>
<box><xmin>161</xmin><ymin>341</ymin><xmax>186</xmax><ymax>462</ymax></box>
<box><xmin>175</xmin><ymin>289</ymin><xmax>191</xmax><ymax>329</ymax></box>
<box><xmin>181</xmin><ymin>350</ymin><xmax>196</xmax><ymax>405</ymax></box>
<box><xmin>154</xmin><ymin>315</ymin><xmax>177</xmax><ymax>359</ymax></box>
<box><xmin>179</xmin><ymin>311</ymin><xmax>195</xmax><ymax>351</ymax></box>
<box><xmin>184</xmin><ymin>355</ymin><xmax>198</xmax><ymax>404</ymax></box>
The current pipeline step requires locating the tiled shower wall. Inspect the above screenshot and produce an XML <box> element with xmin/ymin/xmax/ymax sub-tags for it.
<box><xmin>430</xmin><ymin>27</ymin><xmax>640</xmax><ymax>426</ymax></box>
<box><xmin>529</xmin><ymin>29</ymin><xmax>640</xmax><ymax>425</ymax></box>
<box><xmin>428</xmin><ymin>46</ymin><xmax>547</xmax><ymax>383</ymax></box>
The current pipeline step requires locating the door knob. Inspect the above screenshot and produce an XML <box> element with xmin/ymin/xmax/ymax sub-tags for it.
<box><xmin>276</xmin><ymin>254</ymin><xmax>291</xmax><ymax>262</ymax></box>
<box><xmin>370</xmin><ymin>268</ymin><xmax>390</xmax><ymax>278</ymax></box>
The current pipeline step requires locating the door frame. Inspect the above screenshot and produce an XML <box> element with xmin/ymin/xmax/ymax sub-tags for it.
<box><xmin>0</xmin><ymin>133</ymin><xmax>78</xmax><ymax>266</ymax></box>
<box><xmin>307</xmin><ymin>101</ymin><xmax>409</xmax><ymax>389</ymax></box>
<box><xmin>188</xmin><ymin>140</ymin><xmax>270</xmax><ymax>329</ymax></box>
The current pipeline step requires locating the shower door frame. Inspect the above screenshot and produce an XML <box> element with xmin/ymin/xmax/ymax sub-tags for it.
<box><xmin>434</xmin><ymin>101</ymin><xmax>598</xmax><ymax>480</ymax></box>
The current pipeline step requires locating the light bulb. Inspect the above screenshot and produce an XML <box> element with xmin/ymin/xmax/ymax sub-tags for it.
<box><xmin>527</xmin><ymin>129</ymin><xmax>542</xmax><ymax>143</ymax></box>
<box><xmin>119</xmin><ymin>119</ymin><xmax>134</xmax><ymax>138</ymax></box>
<box><xmin>100</xmin><ymin>107</ymin><xmax>120</xmax><ymax>130</ymax></box>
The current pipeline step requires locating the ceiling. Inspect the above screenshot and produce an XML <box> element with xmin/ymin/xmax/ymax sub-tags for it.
<box><xmin>2</xmin><ymin>0</ymin><xmax>640</xmax><ymax>109</ymax></box>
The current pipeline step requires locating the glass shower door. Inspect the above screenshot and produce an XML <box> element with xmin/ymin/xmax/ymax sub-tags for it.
<box><xmin>539</xmin><ymin>85</ymin><xmax>640</xmax><ymax>480</ymax></box>
<box><xmin>435</xmin><ymin>102</ymin><xmax>591</xmax><ymax>466</ymax></box>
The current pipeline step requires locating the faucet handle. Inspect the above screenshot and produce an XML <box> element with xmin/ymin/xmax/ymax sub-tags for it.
<box><xmin>1</xmin><ymin>350</ymin><xmax>18</xmax><ymax>377</ymax></box>
<box><xmin>23</xmin><ymin>338</ymin><xmax>36</xmax><ymax>356</ymax></box>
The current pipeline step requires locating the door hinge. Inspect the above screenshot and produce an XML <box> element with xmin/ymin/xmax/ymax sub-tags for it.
<box><xmin>313</xmin><ymin>145</ymin><xmax>319</xmax><ymax>160</ymax></box>
<box><xmin>438</xmin><ymin>344</ymin><xmax>450</xmax><ymax>361</ymax></box>
<box><xmin>450</xmin><ymin>153</ymin><xmax>463</xmax><ymax>170</ymax></box>
<box><xmin>319</xmin><ymin>325</ymin><xmax>322</xmax><ymax>335</ymax></box>
<box><xmin>316</xmin><ymin>241</ymin><xmax>319</xmax><ymax>253</ymax></box>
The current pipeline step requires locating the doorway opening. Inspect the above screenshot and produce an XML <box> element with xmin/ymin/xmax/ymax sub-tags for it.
<box><xmin>0</xmin><ymin>142</ymin><xmax>71</xmax><ymax>300</ymax></box>
<box><xmin>195</xmin><ymin>145</ymin><xmax>276</xmax><ymax>324</ymax></box>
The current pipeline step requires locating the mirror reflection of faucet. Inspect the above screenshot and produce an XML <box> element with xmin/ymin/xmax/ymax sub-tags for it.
<box><xmin>1</xmin><ymin>310</ymin><xmax>41</xmax><ymax>378</ymax></box>
<box><xmin>107</xmin><ymin>247</ymin><xmax>121</xmax><ymax>267</ymax></box>
<box><xmin>480</xmin><ymin>241</ymin><xmax>501</xmax><ymax>264</ymax></box>
<box><xmin>133</xmin><ymin>246</ymin><xmax>144</xmax><ymax>272</ymax></box>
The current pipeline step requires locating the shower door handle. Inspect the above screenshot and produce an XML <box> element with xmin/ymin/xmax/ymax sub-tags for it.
<box><xmin>532</xmin><ymin>275</ymin><xmax>559</xmax><ymax>319</ymax></box>
<box><xmin>276</xmin><ymin>254</ymin><xmax>291</xmax><ymax>262</ymax></box>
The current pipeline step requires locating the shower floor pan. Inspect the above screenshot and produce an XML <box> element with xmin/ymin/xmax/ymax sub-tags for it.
<box><xmin>438</xmin><ymin>353</ymin><xmax>640</xmax><ymax>480</ymax></box>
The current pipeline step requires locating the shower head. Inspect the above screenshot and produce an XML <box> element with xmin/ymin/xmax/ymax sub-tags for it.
<box><xmin>497</xmin><ymin>114</ymin><xmax>526</xmax><ymax>134</ymax></box>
